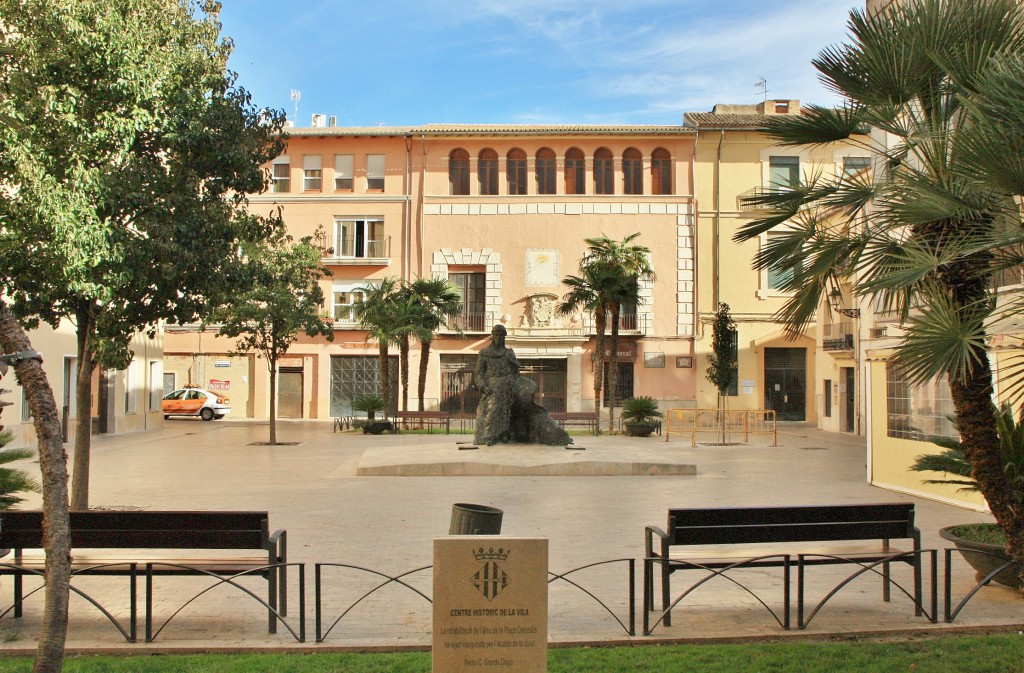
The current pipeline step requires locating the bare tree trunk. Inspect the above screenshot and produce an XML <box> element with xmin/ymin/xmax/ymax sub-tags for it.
<box><xmin>592</xmin><ymin>308</ymin><xmax>606</xmax><ymax>436</ymax></box>
<box><xmin>399</xmin><ymin>335</ymin><xmax>410</xmax><ymax>413</ymax></box>
<box><xmin>607</xmin><ymin>304</ymin><xmax>621</xmax><ymax>434</ymax></box>
<box><xmin>950</xmin><ymin>361</ymin><xmax>1024</xmax><ymax>581</ymax></box>
<box><xmin>378</xmin><ymin>342</ymin><xmax>391</xmax><ymax>414</ymax></box>
<box><xmin>418</xmin><ymin>340</ymin><xmax>430</xmax><ymax>412</ymax></box>
<box><xmin>69</xmin><ymin>305</ymin><xmax>94</xmax><ymax>511</ymax></box>
<box><xmin>268</xmin><ymin>353</ymin><xmax>277</xmax><ymax>445</ymax></box>
<box><xmin>0</xmin><ymin>302</ymin><xmax>71</xmax><ymax>673</ymax></box>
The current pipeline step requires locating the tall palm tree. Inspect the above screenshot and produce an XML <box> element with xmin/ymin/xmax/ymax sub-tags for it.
<box><xmin>353</xmin><ymin>277</ymin><xmax>404</xmax><ymax>413</ymax></box>
<box><xmin>559</xmin><ymin>265</ymin><xmax>616</xmax><ymax>433</ymax></box>
<box><xmin>406</xmin><ymin>277</ymin><xmax>463</xmax><ymax>412</ymax></box>
<box><xmin>735</xmin><ymin>0</ymin><xmax>1024</xmax><ymax>570</ymax></box>
<box><xmin>581</xmin><ymin>234</ymin><xmax>655</xmax><ymax>432</ymax></box>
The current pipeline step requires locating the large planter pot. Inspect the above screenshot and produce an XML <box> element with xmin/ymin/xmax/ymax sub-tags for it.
<box><xmin>624</xmin><ymin>421</ymin><xmax>658</xmax><ymax>437</ymax></box>
<box><xmin>939</xmin><ymin>524</ymin><xmax>1021</xmax><ymax>589</ymax></box>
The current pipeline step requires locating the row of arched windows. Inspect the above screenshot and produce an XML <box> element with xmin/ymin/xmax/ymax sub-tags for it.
<box><xmin>449</xmin><ymin>148</ymin><xmax>673</xmax><ymax>197</ymax></box>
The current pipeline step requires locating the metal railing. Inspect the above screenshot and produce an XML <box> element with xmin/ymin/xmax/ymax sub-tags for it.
<box><xmin>663</xmin><ymin>408</ymin><xmax>777</xmax><ymax>446</ymax></box>
<box><xmin>444</xmin><ymin>312</ymin><xmax>494</xmax><ymax>333</ymax></box>
<box><xmin>324</xmin><ymin>236</ymin><xmax>390</xmax><ymax>260</ymax></box>
<box><xmin>823</xmin><ymin>322</ymin><xmax>854</xmax><ymax>352</ymax></box>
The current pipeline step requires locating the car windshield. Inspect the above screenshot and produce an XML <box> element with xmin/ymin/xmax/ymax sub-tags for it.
<box><xmin>163</xmin><ymin>390</ymin><xmax>186</xmax><ymax>401</ymax></box>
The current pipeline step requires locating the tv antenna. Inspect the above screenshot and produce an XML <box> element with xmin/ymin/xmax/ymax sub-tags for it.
<box><xmin>290</xmin><ymin>89</ymin><xmax>301</xmax><ymax>122</ymax></box>
<box><xmin>754</xmin><ymin>79</ymin><xmax>769</xmax><ymax>102</ymax></box>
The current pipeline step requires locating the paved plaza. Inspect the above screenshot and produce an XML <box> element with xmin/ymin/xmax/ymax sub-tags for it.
<box><xmin>0</xmin><ymin>419</ymin><xmax>1021</xmax><ymax>653</ymax></box>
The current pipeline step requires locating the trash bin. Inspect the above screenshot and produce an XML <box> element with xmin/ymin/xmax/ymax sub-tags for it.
<box><xmin>449</xmin><ymin>503</ymin><xmax>503</xmax><ymax>535</ymax></box>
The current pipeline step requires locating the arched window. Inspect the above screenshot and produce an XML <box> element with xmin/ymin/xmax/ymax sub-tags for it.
<box><xmin>449</xmin><ymin>149</ymin><xmax>469</xmax><ymax>195</ymax></box>
<box><xmin>651</xmin><ymin>148</ymin><xmax>672</xmax><ymax>195</ymax></box>
<box><xmin>536</xmin><ymin>148</ymin><xmax>556</xmax><ymax>195</ymax></box>
<box><xmin>623</xmin><ymin>148</ymin><xmax>642</xmax><ymax>195</ymax></box>
<box><xmin>565</xmin><ymin>148</ymin><xmax>585</xmax><ymax>195</ymax></box>
<box><xmin>594</xmin><ymin>147</ymin><xmax>614</xmax><ymax>195</ymax></box>
<box><xmin>507</xmin><ymin>148</ymin><xmax>527</xmax><ymax>195</ymax></box>
<box><xmin>479</xmin><ymin>149</ymin><xmax>498</xmax><ymax>195</ymax></box>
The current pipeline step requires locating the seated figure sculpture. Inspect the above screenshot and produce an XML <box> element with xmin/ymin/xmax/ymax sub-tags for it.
<box><xmin>473</xmin><ymin>325</ymin><xmax>572</xmax><ymax>446</ymax></box>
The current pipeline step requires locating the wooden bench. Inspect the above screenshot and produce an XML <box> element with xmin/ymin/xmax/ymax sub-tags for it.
<box><xmin>549</xmin><ymin>411</ymin><xmax>599</xmax><ymax>434</ymax></box>
<box><xmin>643</xmin><ymin>503</ymin><xmax>932</xmax><ymax>633</ymax></box>
<box><xmin>395</xmin><ymin>410</ymin><xmax>451</xmax><ymax>434</ymax></box>
<box><xmin>0</xmin><ymin>510</ymin><xmax>288</xmax><ymax>642</ymax></box>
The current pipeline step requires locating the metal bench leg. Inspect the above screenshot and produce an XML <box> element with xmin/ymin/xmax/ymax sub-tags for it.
<box><xmin>13</xmin><ymin>571</ymin><xmax>22</xmax><ymax>618</ymax></box>
<box><xmin>882</xmin><ymin>559</ymin><xmax>891</xmax><ymax>602</ymax></box>
<box><xmin>268</xmin><ymin>567</ymin><xmax>278</xmax><ymax>634</ymax></box>
<box><xmin>661</xmin><ymin>564</ymin><xmax>672</xmax><ymax>627</ymax></box>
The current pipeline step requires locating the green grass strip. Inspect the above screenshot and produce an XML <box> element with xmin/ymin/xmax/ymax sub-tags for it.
<box><xmin>0</xmin><ymin>634</ymin><xmax>1021</xmax><ymax>673</ymax></box>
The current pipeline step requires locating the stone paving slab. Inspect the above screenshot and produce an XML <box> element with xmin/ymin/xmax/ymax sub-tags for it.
<box><xmin>0</xmin><ymin>420</ymin><xmax>1020</xmax><ymax>653</ymax></box>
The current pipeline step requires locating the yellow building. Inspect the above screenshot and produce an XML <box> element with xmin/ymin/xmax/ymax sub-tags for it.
<box><xmin>4</xmin><ymin>321</ymin><xmax>164</xmax><ymax>450</ymax></box>
<box><xmin>164</xmin><ymin>123</ymin><xmax>700</xmax><ymax>422</ymax></box>
<box><xmin>686</xmin><ymin>101</ymin><xmax>871</xmax><ymax>427</ymax></box>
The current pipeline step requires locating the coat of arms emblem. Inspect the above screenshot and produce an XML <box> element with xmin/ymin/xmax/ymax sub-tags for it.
<box><xmin>471</xmin><ymin>547</ymin><xmax>510</xmax><ymax>600</ymax></box>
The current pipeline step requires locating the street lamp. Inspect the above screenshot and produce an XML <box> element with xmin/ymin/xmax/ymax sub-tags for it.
<box><xmin>829</xmin><ymin>288</ymin><xmax>861</xmax><ymax>318</ymax></box>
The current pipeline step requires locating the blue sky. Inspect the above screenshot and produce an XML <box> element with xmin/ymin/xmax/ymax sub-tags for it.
<box><xmin>218</xmin><ymin>0</ymin><xmax>863</xmax><ymax>127</ymax></box>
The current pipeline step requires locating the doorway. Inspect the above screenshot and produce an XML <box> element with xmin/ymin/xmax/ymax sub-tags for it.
<box><xmin>764</xmin><ymin>348</ymin><xmax>806</xmax><ymax>421</ymax></box>
<box><xmin>278</xmin><ymin>368</ymin><xmax>303</xmax><ymax>418</ymax></box>
<box><xmin>843</xmin><ymin>367</ymin><xmax>856</xmax><ymax>433</ymax></box>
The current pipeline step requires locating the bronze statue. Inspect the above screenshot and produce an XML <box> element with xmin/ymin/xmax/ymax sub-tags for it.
<box><xmin>474</xmin><ymin>325</ymin><xmax>571</xmax><ymax>446</ymax></box>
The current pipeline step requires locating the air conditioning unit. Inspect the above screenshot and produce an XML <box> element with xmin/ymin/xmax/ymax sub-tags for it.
<box><xmin>311</xmin><ymin>113</ymin><xmax>327</xmax><ymax>128</ymax></box>
<box><xmin>329</xmin><ymin>115</ymin><xmax>337</xmax><ymax>127</ymax></box>
<box><xmin>869</xmin><ymin>327</ymin><xmax>888</xmax><ymax>339</ymax></box>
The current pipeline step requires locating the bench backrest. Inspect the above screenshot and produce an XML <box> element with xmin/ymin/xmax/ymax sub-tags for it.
<box><xmin>0</xmin><ymin>511</ymin><xmax>272</xmax><ymax>551</ymax></box>
<box><xmin>667</xmin><ymin>503</ymin><xmax>918</xmax><ymax>546</ymax></box>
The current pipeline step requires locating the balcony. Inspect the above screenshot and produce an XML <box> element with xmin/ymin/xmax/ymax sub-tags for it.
<box><xmin>444</xmin><ymin>312</ymin><xmax>493</xmax><ymax>333</ymax></box>
<box><xmin>823</xmin><ymin>321</ymin><xmax>854</xmax><ymax>352</ymax></box>
<box><xmin>578</xmin><ymin>312</ymin><xmax>649</xmax><ymax>336</ymax></box>
<box><xmin>321</xmin><ymin>236</ymin><xmax>391</xmax><ymax>265</ymax></box>
<box><xmin>738</xmin><ymin>186</ymin><xmax>788</xmax><ymax>213</ymax></box>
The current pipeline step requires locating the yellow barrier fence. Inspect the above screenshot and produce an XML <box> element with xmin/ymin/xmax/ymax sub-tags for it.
<box><xmin>664</xmin><ymin>408</ymin><xmax>777</xmax><ymax>447</ymax></box>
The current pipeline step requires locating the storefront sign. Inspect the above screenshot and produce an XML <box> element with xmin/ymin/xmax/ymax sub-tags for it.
<box><xmin>208</xmin><ymin>379</ymin><xmax>230</xmax><ymax>391</ymax></box>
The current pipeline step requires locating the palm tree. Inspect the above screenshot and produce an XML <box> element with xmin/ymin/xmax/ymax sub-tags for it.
<box><xmin>353</xmin><ymin>277</ymin><xmax>404</xmax><ymax>413</ymax></box>
<box><xmin>735</xmin><ymin>0</ymin><xmax>1024</xmax><ymax>570</ymax></box>
<box><xmin>581</xmin><ymin>234</ymin><xmax>655</xmax><ymax>432</ymax></box>
<box><xmin>559</xmin><ymin>265</ymin><xmax>615</xmax><ymax>433</ymax></box>
<box><xmin>405</xmin><ymin>277</ymin><xmax>463</xmax><ymax>412</ymax></box>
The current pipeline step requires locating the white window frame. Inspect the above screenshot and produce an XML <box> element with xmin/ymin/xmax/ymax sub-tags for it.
<box><xmin>760</xmin><ymin>147</ymin><xmax>807</xmax><ymax>191</ymax></box>
<box><xmin>334</xmin><ymin>154</ymin><xmax>354</xmax><ymax>191</ymax></box>
<box><xmin>271</xmin><ymin>155</ymin><xmax>290</xmax><ymax>193</ymax></box>
<box><xmin>757</xmin><ymin>227</ymin><xmax>801</xmax><ymax>299</ymax></box>
<box><xmin>125</xmin><ymin>358</ymin><xmax>138</xmax><ymax>414</ymax></box>
<box><xmin>331</xmin><ymin>281</ymin><xmax>370</xmax><ymax>324</ymax></box>
<box><xmin>303</xmin><ymin>155</ymin><xmax>322</xmax><ymax>191</ymax></box>
<box><xmin>366</xmin><ymin>154</ymin><xmax>385</xmax><ymax>191</ymax></box>
<box><xmin>149</xmin><ymin>360</ymin><xmax>162</xmax><ymax>412</ymax></box>
<box><xmin>333</xmin><ymin>217</ymin><xmax>385</xmax><ymax>259</ymax></box>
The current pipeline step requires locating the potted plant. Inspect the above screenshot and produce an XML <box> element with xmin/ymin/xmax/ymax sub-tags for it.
<box><xmin>352</xmin><ymin>394</ymin><xmax>393</xmax><ymax>435</ymax></box>
<box><xmin>621</xmin><ymin>396</ymin><xmax>662</xmax><ymax>437</ymax></box>
<box><xmin>911</xmin><ymin>403</ymin><xmax>1023</xmax><ymax>588</ymax></box>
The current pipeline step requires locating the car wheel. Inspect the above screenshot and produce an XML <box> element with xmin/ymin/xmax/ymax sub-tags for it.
<box><xmin>200</xmin><ymin>408</ymin><xmax>214</xmax><ymax>421</ymax></box>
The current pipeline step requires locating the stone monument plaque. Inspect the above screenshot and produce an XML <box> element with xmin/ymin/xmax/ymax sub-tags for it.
<box><xmin>433</xmin><ymin>537</ymin><xmax>548</xmax><ymax>673</ymax></box>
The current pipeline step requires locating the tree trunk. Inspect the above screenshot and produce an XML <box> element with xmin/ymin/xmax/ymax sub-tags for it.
<box><xmin>399</xmin><ymin>334</ymin><xmax>410</xmax><ymax>413</ymax></box>
<box><xmin>592</xmin><ymin>307</ymin><xmax>606</xmax><ymax>435</ymax></box>
<box><xmin>69</xmin><ymin>306</ymin><xmax>95</xmax><ymax>511</ymax></box>
<box><xmin>268</xmin><ymin>353</ymin><xmax>278</xmax><ymax>445</ymax></box>
<box><xmin>0</xmin><ymin>302</ymin><xmax>71</xmax><ymax>673</ymax></box>
<box><xmin>949</xmin><ymin>361</ymin><xmax>1024</xmax><ymax>578</ymax></box>
<box><xmin>607</xmin><ymin>304</ymin><xmax>621</xmax><ymax>434</ymax></box>
<box><xmin>418</xmin><ymin>339</ymin><xmax>430</xmax><ymax>412</ymax></box>
<box><xmin>378</xmin><ymin>342</ymin><xmax>391</xmax><ymax>414</ymax></box>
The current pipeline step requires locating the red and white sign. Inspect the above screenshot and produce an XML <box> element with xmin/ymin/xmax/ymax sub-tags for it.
<box><xmin>208</xmin><ymin>379</ymin><xmax>230</xmax><ymax>391</ymax></box>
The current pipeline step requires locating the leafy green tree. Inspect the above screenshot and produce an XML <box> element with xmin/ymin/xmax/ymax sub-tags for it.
<box><xmin>404</xmin><ymin>277</ymin><xmax>463</xmax><ymax>412</ymax></box>
<box><xmin>735</xmin><ymin>0</ymin><xmax>1024</xmax><ymax>573</ymax></box>
<box><xmin>579</xmin><ymin>234</ymin><xmax>655</xmax><ymax>432</ymax></box>
<box><xmin>0</xmin><ymin>302</ymin><xmax>69</xmax><ymax>673</ymax></box>
<box><xmin>706</xmin><ymin>302</ymin><xmax>737</xmax><ymax>443</ymax></box>
<box><xmin>215</xmin><ymin>229</ymin><xmax>334</xmax><ymax>445</ymax></box>
<box><xmin>0</xmin><ymin>0</ymin><xmax>286</xmax><ymax>510</ymax></box>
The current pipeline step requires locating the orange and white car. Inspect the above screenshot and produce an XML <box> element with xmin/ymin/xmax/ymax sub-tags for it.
<box><xmin>161</xmin><ymin>387</ymin><xmax>231</xmax><ymax>421</ymax></box>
